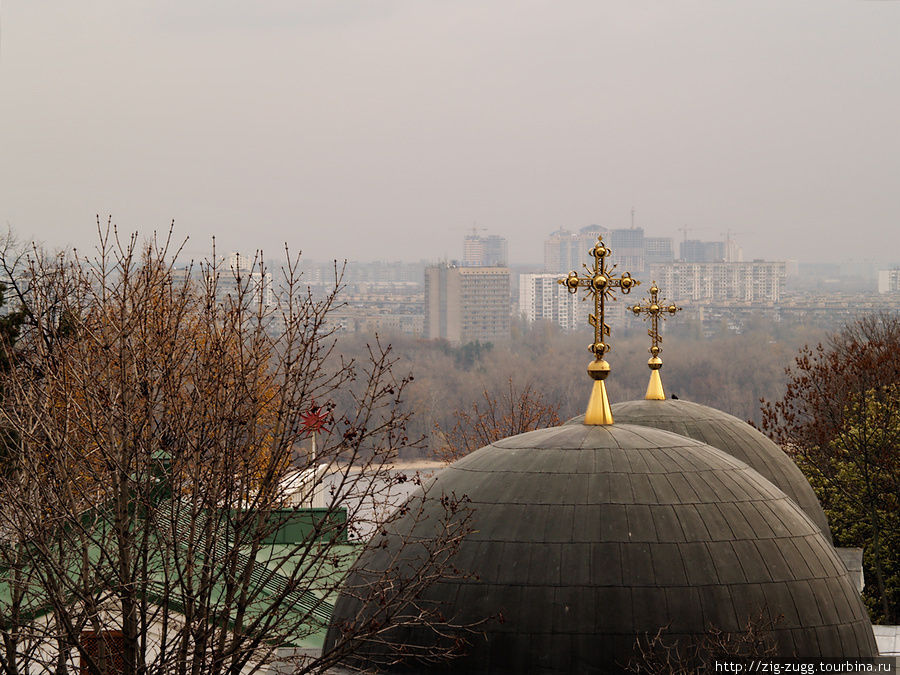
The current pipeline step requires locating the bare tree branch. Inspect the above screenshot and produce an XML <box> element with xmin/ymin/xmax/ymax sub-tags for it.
<box><xmin>0</xmin><ymin>222</ymin><xmax>474</xmax><ymax>675</ymax></box>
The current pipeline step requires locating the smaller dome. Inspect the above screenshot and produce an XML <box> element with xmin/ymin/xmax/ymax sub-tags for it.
<box><xmin>566</xmin><ymin>399</ymin><xmax>831</xmax><ymax>540</ymax></box>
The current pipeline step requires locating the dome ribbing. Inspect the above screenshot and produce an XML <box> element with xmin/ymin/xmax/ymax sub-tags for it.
<box><xmin>567</xmin><ymin>400</ymin><xmax>831</xmax><ymax>540</ymax></box>
<box><xmin>325</xmin><ymin>424</ymin><xmax>875</xmax><ymax>674</ymax></box>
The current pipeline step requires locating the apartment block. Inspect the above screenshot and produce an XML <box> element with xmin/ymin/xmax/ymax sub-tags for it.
<box><xmin>644</xmin><ymin>237</ymin><xmax>675</xmax><ymax>265</ymax></box>
<box><xmin>215</xmin><ymin>270</ymin><xmax>275</xmax><ymax>307</ymax></box>
<box><xmin>519</xmin><ymin>273</ymin><xmax>582</xmax><ymax>331</ymax></box>
<box><xmin>544</xmin><ymin>229</ymin><xmax>593</xmax><ymax>274</ymax></box>
<box><xmin>606</xmin><ymin>227</ymin><xmax>645</xmax><ymax>274</ymax></box>
<box><xmin>425</xmin><ymin>266</ymin><xmax>510</xmax><ymax>343</ymax></box>
<box><xmin>679</xmin><ymin>239</ymin><xmax>743</xmax><ymax>263</ymax></box>
<box><xmin>464</xmin><ymin>234</ymin><xmax>508</xmax><ymax>267</ymax></box>
<box><xmin>544</xmin><ymin>226</ymin><xmax>671</xmax><ymax>275</ymax></box>
<box><xmin>878</xmin><ymin>269</ymin><xmax>900</xmax><ymax>294</ymax></box>
<box><xmin>649</xmin><ymin>261</ymin><xmax>786</xmax><ymax>303</ymax></box>
<box><xmin>228</xmin><ymin>252</ymin><xmax>255</xmax><ymax>273</ymax></box>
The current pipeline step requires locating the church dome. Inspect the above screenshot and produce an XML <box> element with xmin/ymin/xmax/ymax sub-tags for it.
<box><xmin>325</xmin><ymin>423</ymin><xmax>876</xmax><ymax>674</ymax></box>
<box><xmin>566</xmin><ymin>400</ymin><xmax>832</xmax><ymax>541</ymax></box>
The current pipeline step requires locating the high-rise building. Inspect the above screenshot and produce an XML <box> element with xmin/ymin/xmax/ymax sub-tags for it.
<box><xmin>607</xmin><ymin>228</ymin><xmax>644</xmax><ymax>273</ymax></box>
<box><xmin>518</xmin><ymin>272</ymin><xmax>628</xmax><ymax>332</ymax></box>
<box><xmin>544</xmin><ymin>230</ymin><xmax>581</xmax><ymax>274</ymax></box>
<box><xmin>878</xmin><ymin>269</ymin><xmax>900</xmax><ymax>294</ymax></box>
<box><xmin>545</xmin><ymin>226</ymin><xmax>657</xmax><ymax>274</ymax></box>
<box><xmin>425</xmin><ymin>265</ymin><xmax>510</xmax><ymax>343</ymax></box>
<box><xmin>518</xmin><ymin>273</ymin><xmax>582</xmax><ymax>331</ymax></box>
<box><xmin>221</xmin><ymin>252</ymin><xmax>273</xmax><ymax>306</ymax></box>
<box><xmin>228</xmin><ymin>252</ymin><xmax>255</xmax><ymax>272</ymax></box>
<box><xmin>680</xmin><ymin>240</ymin><xmax>719</xmax><ymax>262</ymax></box>
<box><xmin>679</xmin><ymin>239</ymin><xmax>742</xmax><ymax>263</ymax></box>
<box><xmin>723</xmin><ymin>237</ymin><xmax>743</xmax><ymax>263</ymax></box>
<box><xmin>644</xmin><ymin>237</ymin><xmax>675</xmax><ymax>265</ymax></box>
<box><xmin>544</xmin><ymin>226</ymin><xmax>606</xmax><ymax>274</ymax></box>
<box><xmin>649</xmin><ymin>261</ymin><xmax>786</xmax><ymax>303</ymax></box>
<box><xmin>216</xmin><ymin>270</ymin><xmax>274</xmax><ymax>307</ymax></box>
<box><xmin>463</xmin><ymin>236</ymin><xmax>483</xmax><ymax>267</ymax></box>
<box><xmin>465</xmin><ymin>234</ymin><xmax>508</xmax><ymax>267</ymax></box>
<box><xmin>481</xmin><ymin>235</ymin><xmax>508</xmax><ymax>267</ymax></box>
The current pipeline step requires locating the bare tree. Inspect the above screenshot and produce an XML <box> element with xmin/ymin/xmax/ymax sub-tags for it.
<box><xmin>433</xmin><ymin>379</ymin><xmax>562</xmax><ymax>464</ymax></box>
<box><xmin>0</xmin><ymin>222</ymin><xmax>474</xmax><ymax>675</ymax></box>
<box><xmin>625</xmin><ymin>610</ymin><xmax>782</xmax><ymax>675</ymax></box>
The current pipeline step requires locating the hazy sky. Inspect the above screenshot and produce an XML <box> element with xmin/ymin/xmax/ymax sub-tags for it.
<box><xmin>1</xmin><ymin>1</ymin><xmax>897</xmax><ymax>266</ymax></box>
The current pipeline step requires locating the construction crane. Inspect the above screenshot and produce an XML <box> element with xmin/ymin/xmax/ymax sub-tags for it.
<box><xmin>720</xmin><ymin>229</ymin><xmax>752</xmax><ymax>262</ymax></box>
<box><xmin>452</xmin><ymin>223</ymin><xmax>489</xmax><ymax>238</ymax></box>
<box><xmin>679</xmin><ymin>225</ymin><xmax>710</xmax><ymax>243</ymax></box>
<box><xmin>720</xmin><ymin>229</ymin><xmax>752</xmax><ymax>243</ymax></box>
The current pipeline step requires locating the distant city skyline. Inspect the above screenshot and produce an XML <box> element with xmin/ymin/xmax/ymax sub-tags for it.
<box><xmin>1</xmin><ymin>2</ymin><xmax>897</xmax><ymax>267</ymax></box>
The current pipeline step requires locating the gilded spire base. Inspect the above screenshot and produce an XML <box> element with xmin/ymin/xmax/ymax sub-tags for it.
<box><xmin>645</xmin><ymin>368</ymin><xmax>665</xmax><ymax>401</ymax></box>
<box><xmin>585</xmin><ymin>379</ymin><xmax>614</xmax><ymax>425</ymax></box>
<box><xmin>584</xmin><ymin>358</ymin><xmax>614</xmax><ymax>425</ymax></box>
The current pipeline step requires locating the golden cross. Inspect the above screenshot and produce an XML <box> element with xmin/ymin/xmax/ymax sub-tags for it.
<box><xmin>630</xmin><ymin>282</ymin><xmax>681</xmax><ymax>358</ymax></box>
<box><xmin>559</xmin><ymin>236</ymin><xmax>639</xmax><ymax>359</ymax></box>
<box><xmin>630</xmin><ymin>282</ymin><xmax>681</xmax><ymax>400</ymax></box>
<box><xmin>558</xmin><ymin>235</ymin><xmax>639</xmax><ymax>424</ymax></box>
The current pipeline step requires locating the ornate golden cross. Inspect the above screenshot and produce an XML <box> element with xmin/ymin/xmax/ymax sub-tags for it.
<box><xmin>558</xmin><ymin>236</ymin><xmax>639</xmax><ymax>424</ymax></box>
<box><xmin>630</xmin><ymin>282</ymin><xmax>681</xmax><ymax>400</ymax></box>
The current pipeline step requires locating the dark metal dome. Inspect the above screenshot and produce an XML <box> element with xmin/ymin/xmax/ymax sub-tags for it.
<box><xmin>325</xmin><ymin>424</ymin><xmax>876</xmax><ymax>674</ymax></box>
<box><xmin>566</xmin><ymin>399</ymin><xmax>831</xmax><ymax>541</ymax></box>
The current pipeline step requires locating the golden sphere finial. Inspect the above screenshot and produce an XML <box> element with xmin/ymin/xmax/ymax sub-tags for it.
<box><xmin>591</xmin><ymin>244</ymin><xmax>608</xmax><ymax>259</ymax></box>
<box><xmin>587</xmin><ymin>358</ymin><xmax>611</xmax><ymax>381</ymax></box>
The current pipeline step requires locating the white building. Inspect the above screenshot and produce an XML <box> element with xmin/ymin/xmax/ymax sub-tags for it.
<box><xmin>519</xmin><ymin>273</ymin><xmax>582</xmax><ymax>331</ymax></box>
<box><xmin>217</xmin><ymin>266</ymin><xmax>274</xmax><ymax>307</ymax></box>
<box><xmin>649</xmin><ymin>261</ymin><xmax>786</xmax><ymax>303</ymax></box>
<box><xmin>878</xmin><ymin>269</ymin><xmax>900</xmax><ymax>294</ymax></box>
<box><xmin>228</xmin><ymin>252</ymin><xmax>255</xmax><ymax>273</ymax></box>
<box><xmin>544</xmin><ymin>227</ymin><xmax>601</xmax><ymax>274</ymax></box>
<box><xmin>544</xmin><ymin>226</ymin><xmax>661</xmax><ymax>275</ymax></box>
<box><xmin>464</xmin><ymin>234</ymin><xmax>508</xmax><ymax>267</ymax></box>
<box><xmin>222</xmin><ymin>252</ymin><xmax>274</xmax><ymax>306</ymax></box>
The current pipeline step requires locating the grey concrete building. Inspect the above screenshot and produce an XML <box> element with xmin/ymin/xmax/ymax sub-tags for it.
<box><xmin>424</xmin><ymin>265</ymin><xmax>510</xmax><ymax>343</ymax></box>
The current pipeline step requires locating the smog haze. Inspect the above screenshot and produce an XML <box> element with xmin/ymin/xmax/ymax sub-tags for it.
<box><xmin>1</xmin><ymin>1</ymin><xmax>897</xmax><ymax>265</ymax></box>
